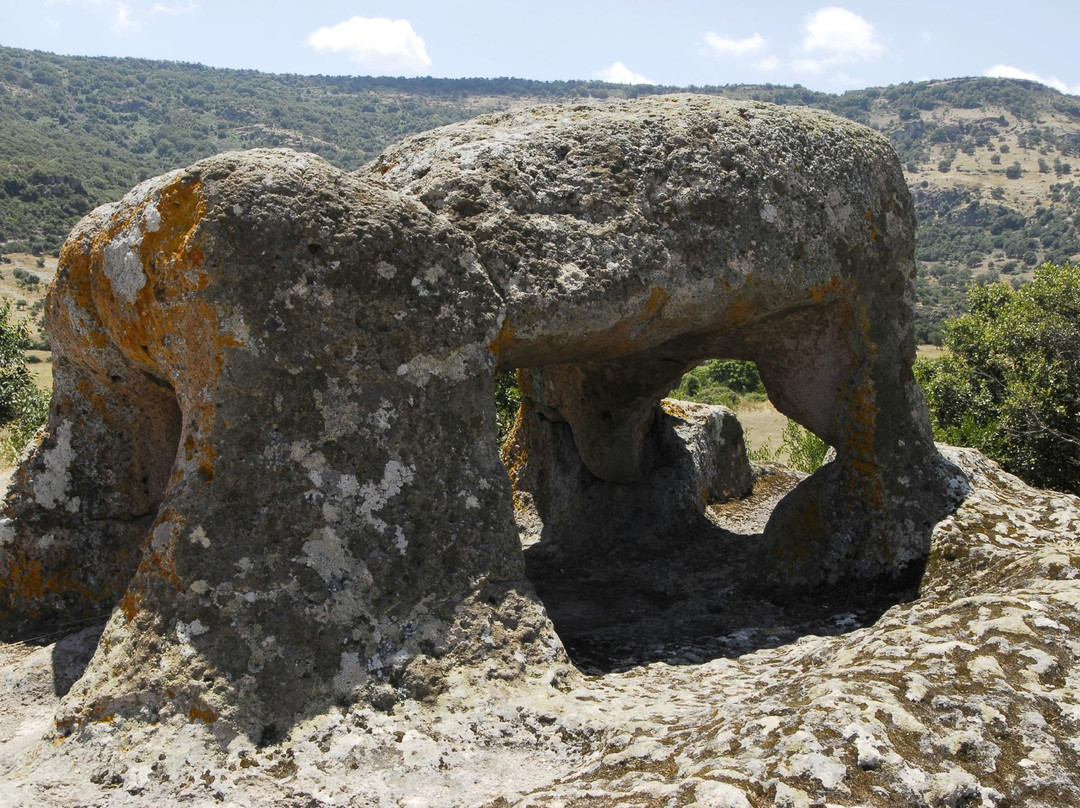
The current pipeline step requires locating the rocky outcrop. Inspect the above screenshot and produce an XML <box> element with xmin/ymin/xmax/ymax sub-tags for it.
<box><xmin>2</xmin><ymin>446</ymin><xmax>1078</xmax><ymax>807</ymax></box>
<box><xmin>0</xmin><ymin>96</ymin><xmax>958</xmax><ymax>733</ymax></box>
<box><xmin>372</xmin><ymin>95</ymin><xmax>960</xmax><ymax>587</ymax></box>
<box><xmin>0</xmin><ymin>151</ymin><xmax>566</xmax><ymax>738</ymax></box>
<box><xmin>504</xmin><ymin>397</ymin><xmax>752</xmax><ymax>555</ymax></box>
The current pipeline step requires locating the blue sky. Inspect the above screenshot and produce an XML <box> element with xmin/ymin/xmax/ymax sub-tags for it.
<box><xmin>1</xmin><ymin>1</ymin><xmax>1077</xmax><ymax>95</ymax></box>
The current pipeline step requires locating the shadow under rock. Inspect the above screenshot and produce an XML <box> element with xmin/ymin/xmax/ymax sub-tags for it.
<box><xmin>52</xmin><ymin>622</ymin><xmax>106</xmax><ymax>697</ymax></box>
<box><xmin>523</xmin><ymin>470</ymin><xmax>923</xmax><ymax>675</ymax></box>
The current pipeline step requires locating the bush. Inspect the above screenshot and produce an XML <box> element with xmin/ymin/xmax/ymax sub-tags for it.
<box><xmin>668</xmin><ymin>359</ymin><xmax>764</xmax><ymax>406</ymax></box>
<box><xmin>915</xmin><ymin>263</ymin><xmax>1080</xmax><ymax>493</ymax></box>
<box><xmin>749</xmin><ymin>419</ymin><xmax>830</xmax><ymax>473</ymax></box>
<box><xmin>494</xmin><ymin>369</ymin><xmax>521</xmax><ymax>443</ymax></box>
<box><xmin>0</xmin><ymin>303</ymin><xmax>48</xmax><ymax>463</ymax></box>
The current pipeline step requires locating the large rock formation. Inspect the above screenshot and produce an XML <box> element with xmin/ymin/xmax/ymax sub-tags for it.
<box><xmin>372</xmin><ymin>96</ymin><xmax>959</xmax><ymax>585</ymax></box>
<box><xmin>0</xmin><ymin>96</ymin><xmax>958</xmax><ymax>734</ymax></box>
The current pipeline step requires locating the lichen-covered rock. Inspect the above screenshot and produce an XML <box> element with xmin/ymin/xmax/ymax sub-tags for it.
<box><xmin>373</xmin><ymin>95</ymin><xmax>959</xmax><ymax>587</ymax></box>
<box><xmin>505</xmin><ymin>396</ymin><xmax>752</xmax><ymax>554</ymax></box>
<box><xmin>2</xmin><ymin>447</ymin><xmax>1079</xmax><ymax>808</ymax></box>
<box><xmin>0</xmin><ymin>149</ymin><xmax>565</xmax><ymax>737</ymax></box>
<box><xmin>1</xmin><ymin>95</ymin><xmax>960</xmax><ymax>735</ymax></box>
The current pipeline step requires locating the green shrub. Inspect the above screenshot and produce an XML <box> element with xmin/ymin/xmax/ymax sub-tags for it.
<box><xmin>668</xmin><ymin>359</ymin><xmax>764</xmax><ymax>406</ymax></box>
<box><xmin>915</xmin><ymin>263</ymin><xmax>1080</xmax><ymax>493</ymax></box>
<box><xmin>0</xmin><ymin>303</ymin><xmax>48</xmax><ymax>463</ymax></box>
<box><xmin>749</xmin><ymin>419</ymin><xmax>830</xmax><ymax>473</ymax></box>
<box><xmin>494</xmin><ymin>369</ymin><xmax>521</xmax><ymax>444</ymax></box>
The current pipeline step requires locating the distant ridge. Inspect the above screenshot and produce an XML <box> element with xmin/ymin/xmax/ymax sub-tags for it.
<box><xmin>2</xmin><ymin>45</ymin><xmax>1079</xmax><ymax>338</ymax></box>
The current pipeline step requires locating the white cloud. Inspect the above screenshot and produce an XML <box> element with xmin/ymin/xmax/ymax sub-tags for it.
<box><xmin>984</xmin><ymin>64</ymin><xmax>1080</xmax><ymax>96</ymax></box>
<box><xmin>45</xmin><ymin>0</ymin><xmax>142</xmax><ymax>35</ymax></box>
<box><xmin>703</xmin><ymin>32</ymin><xmax>767</xmax><ymax>59</ymax></box>
<box><xmin>598</xmin><ymin>61</ymin><xmax>654</xmax><ymax>85</ymax></box>
<box><xmin>802</xmin><ymin>7</ymin><xmax>882</xmax><ymax>61</ymax></box>
<box><xmin>307</xmin><ymin>17</ymin><xmax>431</xmax><ymax>75</ymax></box>
<box><xmin>109</xmin><ymin>2</ymin><xmax>141</xmax><ymax>34</ymax></box>
<box><xmin>754</xmin><ymin>56</ymin><xmax>780</xmax><ymax>71</ymax></box>
<box><xmin>152</xmin><ymin>1</ymin><xmax>199</xmax><ymax>14</ymax></box>
<box><xmin>789</xmin><ymin>58</ymin><xmax>817</xmax><ymax>74</ymax></box>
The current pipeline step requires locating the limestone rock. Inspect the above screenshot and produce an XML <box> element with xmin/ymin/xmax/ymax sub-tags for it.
<box><xmin>505</xmin><ymin>395</ymin><xmax>752</xmax><ymax>554</ymax></box>
<box><xmin>0</xmin><ymin>96</ymin><xmax>961</xmax><ymax>735</ymax></box>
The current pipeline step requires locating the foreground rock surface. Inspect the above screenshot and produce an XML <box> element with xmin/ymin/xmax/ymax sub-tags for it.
<box><xmin>2</xmin><ymin>447</ymin><xmax>1079</xmax><ymax>807</ymax></box>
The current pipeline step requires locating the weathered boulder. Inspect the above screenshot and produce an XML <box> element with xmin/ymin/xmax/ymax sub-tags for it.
<box><xmin>0</xmin><ymin>96</ymin><xmax>958</xmax><ymax>731</ymax></box>
<box><xmin>2</xmin><ymin>447</ymin><xmax>1078</xmax><ymax>808</ymax></box>
<box><xmin>373</xmin><ymin>95</ymin><xmax>960</xmax><ymax>585</ymax></box>
<box><xmin>504</xmin><ymin>396</ymin><xmax>752</xmax><ymax>554</ymax></box>
<box><xmin>0</xmin><ymin>150</ymin><xmax>565</xmax><ymax>736</ymax></box>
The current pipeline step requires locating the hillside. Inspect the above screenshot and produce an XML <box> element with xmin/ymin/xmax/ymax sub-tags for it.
<box><xmin>2</xmin><ymin>46</ymin><xmax>1080</xmax><ymax>341</ymax></box>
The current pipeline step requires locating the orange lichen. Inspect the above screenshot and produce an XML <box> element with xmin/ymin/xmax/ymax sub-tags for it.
<box><xmin>809</xmin><ymin>274</ymin><xmax>843</xmax><ymax>302</ymax></box>
<box><xmin>660</xmin><ymin>399</ymin><xmax>693</xmax><ymax>420</ymax></box>
<box><xmin>723</xmin><ymin>295</ymin><xmax>756</xmax><ymax>327</ymax></box>
<box><xmin>118</xmin><ymin>587</ymin><xmax>142</xmax><ymax>622</ymax></box>
<box><xmin>0</xmin><ymin>546</ymin><xmax>104</xmax><ymax>613</ymax></box>
<box><xmin>3</xmin><ymin>554</ymin><xmax>46</xmax><ymax>602</ymax></box>
<box><xmin>189</xmin><ymin>704</ymin><xmax>219</xmax><ymax>724</ymax></box>
<box><xmin>843</xmin><ymin>380</ymin><xmax>884</xmax><ymax>508</ymax></box>
<box><xmin>643</xmin><ymin>286</ymin><xmax>670</xmax><ymax>318</ymax></box>
<box><xmin>488</xmin><ymin>319</ymin><xmax>515</xmax><ymax>357</ymax></box>
<box><xmin>139</xmin><ymin>178</ymin><xmax>206</xmax><ymax>273</ymax></box>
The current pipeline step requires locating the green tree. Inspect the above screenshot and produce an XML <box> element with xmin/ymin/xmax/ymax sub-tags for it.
<box><xmin>915</xmin><ymin>263</ymin><xmax>1080</xmax><ymax>493</ymax></box>
<box><xmin>0</xmin><ymin>303</ymin><xmax>48</xmax><ymax>463</ymax></box>
<box><xmin>494</xmin><ymin>369</ymin><xmax>521</xmax><ymax>443</ymax></box>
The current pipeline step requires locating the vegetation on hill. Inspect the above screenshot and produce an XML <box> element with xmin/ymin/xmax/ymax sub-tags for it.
<box><xmin>3</xmin><ymin>45</ymin><xmax>1080</xmax><ymax>340</ymax></box>
<box><xmin>916</xmin><ymin>263</ymin><xmax>1080</xmax><ymax>494</ymax></box>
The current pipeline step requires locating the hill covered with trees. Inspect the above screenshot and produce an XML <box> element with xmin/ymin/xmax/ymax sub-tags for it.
<box><xmin>3</xmin><ymin>45</ymin><xmax>1080</xmax><ymax>341</ymax></box>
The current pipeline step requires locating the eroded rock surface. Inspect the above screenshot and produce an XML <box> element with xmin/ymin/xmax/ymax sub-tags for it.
<box><xmin>505</xmin><ymin>397</ymin><xmax>752</xmax><ymax>555</ymax></box>
<box><xmin>0</xmin><ymin>150</ymin><xmax>565</xmax><ymax>739</ymax></box>
<box><xmin>0</xmin><ymin>96</ymin><xmax>959</xmax><ymax>736</ymax></box>
<box><xmin>2</xmin><ymin>448</ymin><xmax>1079</xmax><ymax>807</ymax></box>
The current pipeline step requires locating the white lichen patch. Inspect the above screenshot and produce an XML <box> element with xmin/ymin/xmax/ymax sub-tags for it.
<box><xmin>396</xmin><ymin>344</ymin><xmax>488</xmax><ymax>385</ymax></box>
<box><xmin>333</xmin><ymin>651</ymin><xmax>366</xmax><ymax>697</ymax></box>
<box><xmin>143</xmin><ymin>203</ymin><xmax>162</xmax><ymax>233</ymax></box>
<box><xmin>151</xmin><ymin>520</ymin><xmax>179</xmax><ymax>553</ymax></box>
<box><xmin>32</xmin><ymin>419</ymin><xmax>80</xmax><ymax>513</ymax></box>
<box><xmin>220</xmin><ymin>310</ymin><xmax>251</xmax><ymax>350</ymax></box>
<box><xmin>301</xmin><ymin>527</ymin><xmax>353</xmax><ymax>585</ymax></box>
<box><xmin>313</xmin><ymin>379</ymin><xmax>362</xmax><ymax>441</ymax></box>
<box><xmin>174</xmin><ymin>619</ymin><xmax>209</xmax><ymax>659</ymax></box>
<box><xmin>103</xmin><ymin>228</ymin><xmax>147</xmax><ymax>305</ymax></box>
<box><xmin>368</xmin><ymin>400</ymin><xmax>397</xmax><ymax>432</ymax></box>
<box><xmin>189</xmin><ymin>526</ymin><xmax>210</xmax><ymax>548</ymax></box>
<box><xmin>358</xmin><ymin>459</ymin><xmax>415</xmax><ymax>533</ymax></box>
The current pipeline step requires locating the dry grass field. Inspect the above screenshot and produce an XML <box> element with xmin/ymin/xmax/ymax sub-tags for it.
<box><xmin>0</xmin><ymin>253</ymin><xmax>53</xmax><ymax>392</ymax></box>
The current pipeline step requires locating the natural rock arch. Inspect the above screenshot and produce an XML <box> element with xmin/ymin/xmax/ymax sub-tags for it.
<box><xmin>0</xmin><ymin>96</ymin><xmax>958</xmax><ymax>735</ymax></box>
